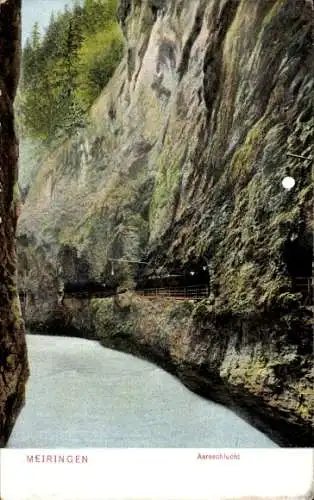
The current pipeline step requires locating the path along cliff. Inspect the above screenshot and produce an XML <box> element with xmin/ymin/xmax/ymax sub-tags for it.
<box><xmin>17</xmin><ymin>0</ymin><xmax>313</xmax><ymax>446</ymax></box>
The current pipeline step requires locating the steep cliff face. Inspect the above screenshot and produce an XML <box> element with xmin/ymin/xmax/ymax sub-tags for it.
<box><xmin>0</xmin><ymin>0</ymin><xmax>29</xmax><ymax>446</ymax></box>
<box><xmin>18</xmin><ymin>0</ymin><xmax>313</xmax><ymax>445</ymax></box>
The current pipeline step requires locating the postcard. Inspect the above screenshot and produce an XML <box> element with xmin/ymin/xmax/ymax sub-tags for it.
<box><xmin>0</xmin><ymin>0</ymin><xmax>313</xmax><ymax>498</ymax></box>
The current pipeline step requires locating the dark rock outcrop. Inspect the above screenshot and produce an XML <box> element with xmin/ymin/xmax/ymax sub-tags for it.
<box><xmin>0</xmin><ymin>0</ymin><xmax>29</xmax><ymax>446</ymax></box>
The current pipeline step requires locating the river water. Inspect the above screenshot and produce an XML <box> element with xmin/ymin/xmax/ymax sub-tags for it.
<box><xmin>8</xmin><ymin>335</ymin><xmax>277</xmax><ymax>448</ymax></box>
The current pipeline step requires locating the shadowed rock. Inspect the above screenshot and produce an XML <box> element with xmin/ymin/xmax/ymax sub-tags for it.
<box><xmin>0</xmin><ymin>0</ymin><xmax>29</xmax><ymax>446</ymax></box>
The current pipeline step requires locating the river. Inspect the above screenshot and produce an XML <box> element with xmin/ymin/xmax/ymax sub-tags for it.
<box><xmin>8</xmin><ymin>335</ymin><xmax>277</xmax><ymax>448</ymax></box>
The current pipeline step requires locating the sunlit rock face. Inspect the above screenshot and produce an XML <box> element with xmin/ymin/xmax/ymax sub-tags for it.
<box><xmin>18</xmin><ymin>0</ymin><xmax>313</xmax><ymax>446</ymax></box>
<box><xmin>0</xmin><ymin>0</ymin><xmax>29</xmax><ymax>446</ymax></box>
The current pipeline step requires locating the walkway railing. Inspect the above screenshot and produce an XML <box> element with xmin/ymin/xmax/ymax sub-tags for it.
<box><xmin>137</xmin><ymin>285</ymin><xmax>209</xmax><ymax>300</ymax></box>
<box><xmin>294</xmin><ymin>277</ymin><xmax>313</xmax><ymax>305</ymax></box>
<box><xmin>18</xmin><ymin>278</ymin><xmax>312</xmax><ymax>304</ymax></box>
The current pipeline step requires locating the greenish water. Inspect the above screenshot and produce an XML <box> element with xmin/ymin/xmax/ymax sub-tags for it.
<box><xmin>8</xmin><ymin>335</ymin><xmax>277</xmax><ymax>448</ymax></box>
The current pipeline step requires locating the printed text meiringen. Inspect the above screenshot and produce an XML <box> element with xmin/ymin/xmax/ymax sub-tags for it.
<box><xmin>26</xmin><ymin>454</ymin><xmax>88</xmax><ymax>464</ymax></box>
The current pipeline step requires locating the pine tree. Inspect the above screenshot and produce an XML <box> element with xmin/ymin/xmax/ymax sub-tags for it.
<box><xmin>18</xmin><ymin>0</ymin><xmax>123</xmax><ymax>143</ymax></box>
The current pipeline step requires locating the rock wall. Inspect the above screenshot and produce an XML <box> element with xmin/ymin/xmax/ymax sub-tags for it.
<box><xmin>18</xmin><ymin>0</ymin><xmax>313</xmax><ymax>446</ymax></box>
<box><xmin>0</xmin><ymin>0</ymin><xmax>29</xmax><ymax>446</ymax></box>
<box><xmin>91</xmin><ymin>291</ymin><xmax>313</xmax><ymax>446</ymax></box>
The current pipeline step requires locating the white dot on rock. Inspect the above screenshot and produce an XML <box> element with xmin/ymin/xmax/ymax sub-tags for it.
<box><xmin>282</xmin><ymin>176</ymin><xmax>295</xmax><ymax>190</ymax></box>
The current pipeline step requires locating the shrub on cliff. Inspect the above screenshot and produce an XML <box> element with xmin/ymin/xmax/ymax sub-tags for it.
<box><xmin>74</xmin><ymin>23</ymin><xmax>124</xmax><ymax>110</ymax></box>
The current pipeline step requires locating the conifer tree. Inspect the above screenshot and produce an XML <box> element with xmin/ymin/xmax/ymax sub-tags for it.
<box><xmin>19</xmin><ymin>0</ymin><xmax>123</xmax><ymax>143</ymax></box>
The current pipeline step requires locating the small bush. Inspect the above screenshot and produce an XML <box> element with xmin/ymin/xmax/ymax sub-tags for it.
<box><xmin>74</xmin><ymin>24</ymin><xmax>124</xmax><ymax>110</ymax></box>
<box><xmin>168</xmin><ymin>301</ymin><xmax>194</xmax><ymax>321</ymax></box>
<box><xmin>191</xmin><ymin>301</ymin><xmax>213</xmax><ymax>323</ymax></box>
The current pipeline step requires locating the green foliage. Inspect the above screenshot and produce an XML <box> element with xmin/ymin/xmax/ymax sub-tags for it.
<box><xmin>83</xmin><ymin>0</ymin><xmax>118</xmax><ymax>34</ymax></box>
<box><xmin>229</xmin><ymin>119</ymin><xmax>269</xmax><ymax>185</ymax></box>
<box><xmin>74</xmin><ymin>24</ymin><xmax>124</xmax><ymax>110</ymax></box>
<box><xmin>168</xmin><ymin>301</ymin><xmax>194</xmax><ymax>321</ymax></box>
<box><xmin>11</xmin><ymin>295</ymin><xmax>23</xmax><ymax>330</ymax></box>
<box><xmin>19</xmin><ymin>0</ymin><xmax>124</xmax><ymax>144</ymax></box>
<box><xmin>150</xmin><ymin>143</ymin><xmax>185</xmax><ymax>234</ymax></box>
<box><xmin>91</xmin><ymin>297</ymin><xmax>136</xmax><ymax>339</ymax></box>
<box><xmin>191</xmin><ymin>301</ymin><xmax>214</xmax><ymax>323</ymax></box>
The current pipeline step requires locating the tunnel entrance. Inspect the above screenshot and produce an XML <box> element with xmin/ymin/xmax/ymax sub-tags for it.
<box><xmin>136</xmin><ymin>258</ymin><xmax>210</xmax><ymax>299</ymax></box>
<box><xmin>283</xmin><ymin>239</ymin><xmax>312</xmax><ymax>277</ymax></box>
<box><xmin>283</xmin><ymin>233</ymin><xmax>313</xmax><ymax>305</ymax></box>
<box><xmin>62</xmin><ymin>280</ymin><xmax>118</xmax><ymax>299</ymax></box>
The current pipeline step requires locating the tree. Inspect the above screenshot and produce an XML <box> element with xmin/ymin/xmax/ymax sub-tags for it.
<box><xmin>18</xmin><ymin>0</ymin><xmax>123</xmax><ymax>143</ymax></box>
<box><xmin>83</xmin><ymin>0</ymin><xmax>118</xmax><ymax>34</ymax></box>
<box><xmin>74</xmin><ymin>22</ymin><xmax>124</xmax><ymax>110</ymax></box>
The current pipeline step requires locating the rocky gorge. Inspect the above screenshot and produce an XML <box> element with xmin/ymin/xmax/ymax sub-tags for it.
<box><xmin>12</xmin><ymin>0</ymin><xmax>314</xmax><ymax>447</ymax></box>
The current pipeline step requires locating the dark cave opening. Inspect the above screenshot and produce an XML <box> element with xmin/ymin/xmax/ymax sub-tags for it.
<box><xmin>136</xmin><ymin>258</ymin><xmax>210</xmax><ymax>294</ymax></box>
<box><xmin>283</xmin><ymin>236</ymin><xmax>312</xmax><ymax>278</ymax></box>
<box><xmin>283</xmin><ymin>234</ymin><xmax>313</xmax><ymax>303</ymax></box>
<box><xmin>63</xmin><ymin>280</ymin><xmax>117</xmax><ymax>299</ymax></box>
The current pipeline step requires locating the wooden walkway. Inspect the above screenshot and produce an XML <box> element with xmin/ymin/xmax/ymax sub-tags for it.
<box><xmin>136</xmin><ymin>285</ymin><xmax>209</xmax><ymax>300</ymax></box>
<box><xmin>294</xmin><ymin>277</ymin><xmax>313</xmax><ymax>305</ymax></box>
<box><xmin>18</xmin><ymin>278</ymin><xmax>312</xmax><ymax>304</ymax></box>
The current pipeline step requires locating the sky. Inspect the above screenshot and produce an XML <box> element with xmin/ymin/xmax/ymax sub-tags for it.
<box><xmin>22</xmin><ymin>0</ymin><xmax>77</xmax><ymax>45</ymax></box>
